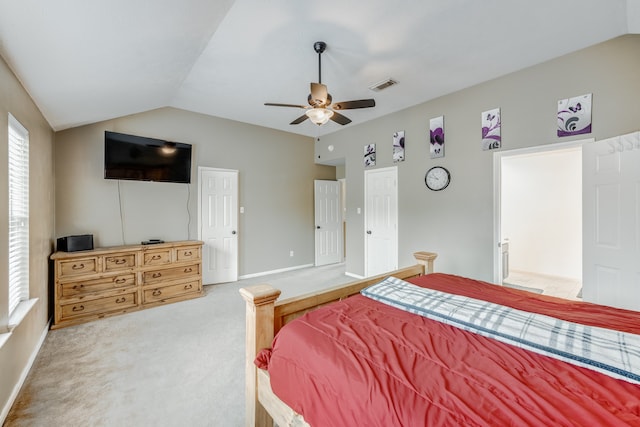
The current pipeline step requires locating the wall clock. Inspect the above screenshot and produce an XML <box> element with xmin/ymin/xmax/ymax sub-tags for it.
<box><xmin>425</xmin><ymin>166</ymin><xmax>451</xmax><ymax>191</ymax></box>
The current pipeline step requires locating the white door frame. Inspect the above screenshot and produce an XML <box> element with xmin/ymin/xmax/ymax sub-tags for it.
<box><xmin>197</xmin><ymin>166</ymin><xmax>239</xmax><ymax>284</ymax></box>
<box><xmin>492</xmin><ymin>138</ymin><xmax>592</xmax><ymax>284</ymax></box>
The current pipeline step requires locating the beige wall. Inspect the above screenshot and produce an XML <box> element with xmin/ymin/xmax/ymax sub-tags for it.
<box><xmin>54</xmin><ymin>108</ymin><xmax>335</xmax><ymax>276</ymax></box>
<box><xmin>0</xmin><ymin>56</ymin><xmax>55</xmax><ymax>418</ymax></box>
<box><xmin>316</xmin><ymin>35</ymin><xmax>640</xmax><ymax>280</ymax></box>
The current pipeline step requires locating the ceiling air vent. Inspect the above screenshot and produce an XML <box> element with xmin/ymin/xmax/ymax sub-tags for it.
<box><xmin>369</xmin><ymin>78</ymin><xmax>397</xmax><ymax>92</ymax></box>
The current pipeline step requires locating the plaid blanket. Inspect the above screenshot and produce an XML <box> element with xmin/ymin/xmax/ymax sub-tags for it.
<box><xmin>361</xmin><ymin>276</ymin><xmax>640</xmax><ymax>385</ymax></box>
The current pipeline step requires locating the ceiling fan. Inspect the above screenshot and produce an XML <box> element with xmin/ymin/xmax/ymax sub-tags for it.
<box><xmin>265</xmin><ymin>41</ymin><xmax>376</xmax><ymax>126</ymax></box>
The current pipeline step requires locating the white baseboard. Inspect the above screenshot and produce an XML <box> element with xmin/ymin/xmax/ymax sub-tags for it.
<box><xmin>0</xmin><ymin>320</ymin><xmax>49</xmax><ymax>424</ymax></box>
<box><xmin>239</xmin><ymin>263</ymin><xmax>315</xmax><ymax>280</ymax></box>
<box><xmin>345</xmin><ymin>272</ymin><xmax>364</xmax><ymax>280</ymax></box>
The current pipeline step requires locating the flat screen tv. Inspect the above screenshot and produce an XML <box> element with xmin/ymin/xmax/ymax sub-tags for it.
<box><xmin>104</xmin><ymin>131</ymin><xmax>192</xmax><ymax>183</ymax></box>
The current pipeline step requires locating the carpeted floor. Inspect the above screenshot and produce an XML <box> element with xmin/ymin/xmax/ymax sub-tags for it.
<box><xmin>4</xmin><ymin>263</ymin><xmax>351</xmax><ymax>427</ymax></box>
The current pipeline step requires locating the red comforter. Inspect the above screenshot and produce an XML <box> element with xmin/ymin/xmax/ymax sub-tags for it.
<box><xmin>256</xmin><ymin>273</ymin><xmax>640</xmax><ymax>426</ymax></box>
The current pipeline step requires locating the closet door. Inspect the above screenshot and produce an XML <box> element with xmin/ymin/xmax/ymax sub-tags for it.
<box><xmin>199</xmin><ymin>168</ymin><xmax>238</xmax><ymax>284</ymax></box>
<box><xmin>364</xmin><ymin>166</ymin><xmax>398</xmax><ymax>277</ymax></box>
<box><xmin>314</xmin><ymin>180</ymin><xmax>342</xmax><ymax>266</ymax></box>
<box><xmin>583</xmin><ymin>132</ymin><xmax>640</xmax><ymax>310</ymax></box>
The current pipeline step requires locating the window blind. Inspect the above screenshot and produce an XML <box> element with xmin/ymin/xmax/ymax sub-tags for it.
<box><xmin>8</xmin><ymin>114</ymin><xmax>29</xmax><ymax>316</ymax></box>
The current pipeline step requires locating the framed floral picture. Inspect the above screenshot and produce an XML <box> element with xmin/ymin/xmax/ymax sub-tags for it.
<box><xmin>364</xmin><ymin>143</ymin><xmax>376</xmax><ymax>167</ymax></box>
<box><xmin>557</xmin><ymin>93</ymin><xmax>592</xmax><ymax>137</ymax></box>
<box><xmin>481</xmin><ymin>108</ymin><xmax>501</xmax><ymax>150</ymax></box>
<box><xmin>429</xmin><ymin>116</ymin><xmax>444</xmax><ymax>158</ymax></box>
<box><xmin>393</xmin><ymin>131</ymin><xmax>405</xmax><ymax>162</ymax></box>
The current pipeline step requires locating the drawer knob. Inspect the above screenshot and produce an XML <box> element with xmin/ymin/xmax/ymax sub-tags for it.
<box><xmin>184</xmin><ymin>284</ymin><xmax>193</xmax><ymax>290</ymax></box>
<box><xmin>115</xmin><ymin>297</ymin><xmax>126</xmax><ymax>303</ymax></box>
<box><xmin>114</xmin><ymin>259</ymin><xmax>126</xmax><ymax>265</ymax></box>
<box><xmin>72</xmin><ymin>305</ymin><xmax>85</xmax><ymax>312</ymax></box>
<box><xmin>152</xmin><ymin>289</ymin><xmax>162</xmax><ymax>296</ymax></box>
<box><xmin>114</xmin><ymin>278</ymin><xmax>126</xmax><ymax>284</ymax></box>
<box><xmin>73</xmin><ymin>284</ymin><xmax>85</xmax><ymax>290</ymax></box>
<box><xmin>184</xmin><ymin>268</ymin><xmax>193</xmax><ymax>273</ymax></box>
<box><xmin>152</xmin><ymin>272</ymin><xmax>162</xmax><ymax>278</ymax></box>
<box><xmin>72</xmin><ymin>263</ymin><xmax>85</xmax><ymax>270</ymax></box>
<box><xmin>151</xmin><ymin>255</ymin><xmax>162</xmax><ymax>260</ymax></box>
<box><xmin>184</xmin><ymin>251</ymin><xmax>192</xmax><ymax>256</ymax></box>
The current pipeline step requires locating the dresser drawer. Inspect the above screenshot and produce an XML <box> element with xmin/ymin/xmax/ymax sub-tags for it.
<box><xmin>60</xmin><ymin>291</ymin><xmax>138</xmax><ymax>319</ymax></box>
<box><xmin>143</xmin><ymin>249</ymin><xmax>171</xmax><ymax>266</ymax></box>
<box><xmin>58</xmin><ymin>257</ymin><xmax>98</xmax><ymax>278</ymax></box>
<box><xmin>142</xmin><ymin>263</ymin><xmax>200</xmax><ymax>285</ymax></box>
<box><xmin>60</xmin><ymin>274</ymin><xmax>136</xmax><ymax>297</ymax></box>
<box><xmin>176</xmin><ymin>246</ymin><xmax>201</xmax><ymax>262</ymax></box>
<box><xmin>103</xmin><ymin>252</ymin><xmax>137</xmax><ymax>272</ymax></box>
<box><xmin>143</xmin><ymin>280</ymin><xmax>201</xmax><ymax>303</ymax></box>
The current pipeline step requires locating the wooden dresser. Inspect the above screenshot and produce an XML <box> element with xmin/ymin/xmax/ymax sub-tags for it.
<box><xmin>50</xmin><ymin>240</ymin><xmax>203</xmax><ymax>329</ymax></box>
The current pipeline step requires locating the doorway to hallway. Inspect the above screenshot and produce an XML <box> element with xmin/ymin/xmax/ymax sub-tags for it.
<box><xmin>496</xmin><ymin>144</ymin><xmax>583</xmax><ymax>299</ymax></box>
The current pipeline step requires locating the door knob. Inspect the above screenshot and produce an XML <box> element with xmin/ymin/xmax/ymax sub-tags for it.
<box><xmin>316</xmin><ymin>226</ymin><xmax>320</xmax><ymax>229</ymax></box>
<box><xmin>231</xmin><ymin>230</ymin><xmax>237</xmax><ymax>235</ymax></box>
<box><xmin>366</xmin><ymin>230</ymin><xmax>372</xmax><ymax>234</ymax></box>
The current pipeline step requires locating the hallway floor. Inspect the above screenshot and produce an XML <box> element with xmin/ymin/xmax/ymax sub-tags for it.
<box><xmin>504</xmin><ymin>270</ymin><xmax>582</xmax><ymax>301</ymax></box>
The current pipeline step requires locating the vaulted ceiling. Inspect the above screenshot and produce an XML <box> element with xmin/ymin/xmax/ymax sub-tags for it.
<box><xmin>1</xmin><ymin>1</ymin><xmax>638</xmax><ymax>137</ymax></box>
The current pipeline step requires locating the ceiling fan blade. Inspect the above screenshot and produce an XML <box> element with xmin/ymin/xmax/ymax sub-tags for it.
<box><xmin>332</xmin><ymin>99</ymin><xmax>376</xmax><ymax>110</ymax></box>
<box><xmin>310</xmin><ymin>83</ymin><xmax>328</xmax><ymax>106</ymax></box>
<box><xmin>330</xmin><ymin>111</ymin><xmax>352</xmax><ymax>125</ymax></box>
<box><xmin>265</xmin><ymin>102</ymin><xmax>307</xmax><ymax>108</ymax></box>
<box><xmin>290</xmin><ymin>114</ymin><xmax>309</xmax><ymax>125</ymax></box>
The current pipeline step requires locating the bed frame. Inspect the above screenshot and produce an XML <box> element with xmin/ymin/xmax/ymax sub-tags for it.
<box><xmin>239</xmin><ymin>251</ymin><xmax>437</xmax><ymax>427</ymax></box>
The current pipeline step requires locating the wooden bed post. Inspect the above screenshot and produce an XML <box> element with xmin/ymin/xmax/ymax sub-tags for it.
<box><xmin>240</xmin><ymin>284</ymin><xmax>282</xmax><ymax>427</ymax></box>
<box><xmin>413</xmin><ymin>251</ymin><xmax>438</xmax><ymax>274</ymax></box>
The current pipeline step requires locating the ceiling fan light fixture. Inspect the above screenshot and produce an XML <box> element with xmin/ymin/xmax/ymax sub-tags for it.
<box><xmin>306</xmin><ymin>107</ymin><xmax>334</xmax><ymax>125</ymax></box>
<box><xmin>265</xmin><ymin>41</ymin><xmax>375</xmax><ymax>126</ymax></box>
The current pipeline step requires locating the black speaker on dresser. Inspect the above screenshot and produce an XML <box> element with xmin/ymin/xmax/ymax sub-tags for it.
<box><xmin>56</xmin><ymin>234</ymin><xmax>94</xmax><ymax>252</ymax></box>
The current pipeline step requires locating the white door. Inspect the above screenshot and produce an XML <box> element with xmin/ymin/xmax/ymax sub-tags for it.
<box><xmin>365</xmin><ymin>167</ymin><xmax>398</xmax><ymax>276</ymax></box>
<box><xmin>315</xmin><ymin>180</ymin><xmax>342</xmax><ymax>266</ymax></box>
<box><xmin>198</xmin><ymin>167</ymin><xmax>238</xmax><ymax>284</ymax></box>
<box><xmin>583</xmin><ymin>132</ymin><xmax>640</xmax><ymax>310</ymax></box>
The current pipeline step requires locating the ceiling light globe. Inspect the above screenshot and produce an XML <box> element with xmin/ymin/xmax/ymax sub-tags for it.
<box><xmin>306</xmin><ymin>108</ymin><xmax>334</xmax><ymax>125</ymax></box>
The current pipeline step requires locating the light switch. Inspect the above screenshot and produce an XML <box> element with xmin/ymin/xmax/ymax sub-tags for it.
<box><xmin>240</xmin><ymin>207</ymin><xmax>245</xmax><ymax>213</ymax></box>
<box><xmin>357</xmin><ymin>207</ymin><xmax>361</xmax><ymax>214</ymax></box>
